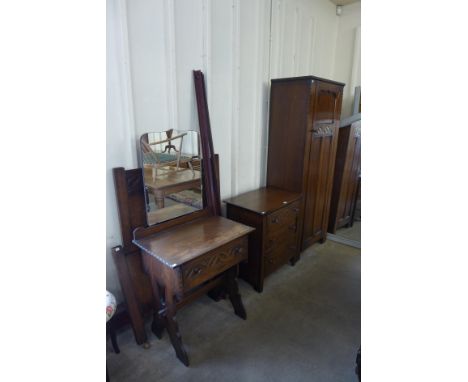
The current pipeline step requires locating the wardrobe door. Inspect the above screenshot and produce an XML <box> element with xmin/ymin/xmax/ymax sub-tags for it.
<box><xmin>302</xmin><ymin>126</ymin><xmax>338</xmax><ymax>248</ymax></box>
<box><xmin>301</xmin><ymin>82</ymin><xmax>342</xmax><ymax>249</ymax></box>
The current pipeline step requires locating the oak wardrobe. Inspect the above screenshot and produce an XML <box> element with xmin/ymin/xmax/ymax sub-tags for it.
<box><xmin>266</xmin><ymin>76</ymin><xmax>344</xmax><ymax>250</ymax></box>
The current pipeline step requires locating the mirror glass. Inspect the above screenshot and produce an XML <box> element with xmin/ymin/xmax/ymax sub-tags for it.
<box><xmin>140</xmin><ymin>130</ymin><xmax>203</xmax><ymax>226</ymax></box>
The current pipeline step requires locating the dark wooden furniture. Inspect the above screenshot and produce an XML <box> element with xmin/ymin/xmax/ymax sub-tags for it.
<box><xmin>111</xmin><ymin>71</ymin><xmax>254</xmax><ymax>366</ymax></box>
<box><xmin>328</xmin><ymin>120</ymin><xmax>361</xmax><ymax>233</ymax></box>
<box><xmin>225</xmin><ymin>187</ymin><xmax>302</xmax><ymax>292</ymax></box>
<box><xmin>267</xmin><ymin>76</ymin><xmax>344</xmax><ymax>250</ymax></box>
<box><xmin>133</xmin><ymin>216</ymin><xmax>253</xmax><ymax>365</ymax></box>
<box><xmin>112</xmin><ymin>168</ymin><xmax>155</xmax><ymax>348</ymax></box>
<box><xmin>193</xmin><ymin>70</ymin><xmax>221</xmax><ymax>216</ymax></box>
<box><xmin>111</xmin><ymin>157</ymin><xmax>222</xmax><ymax>349</ymax></box>
<box><xmin>350</xmin><ymin>174</ymin><xmax>360</xmax><ymax>226</ymax></box>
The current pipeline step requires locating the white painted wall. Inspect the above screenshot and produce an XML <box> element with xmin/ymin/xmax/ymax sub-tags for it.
<box><xmin>333</xmin><ymin>2</ymin><xmax>361</xmax><ymax>118</ymax></box>
<box><xmin>106</xmin><ymin>0</ymin><xmax>137</xmax><ymax>301</ymax></box>
<box><xmin>270</xmin><ymin>0</ymin><xmax>339</xmax><ymax>79</ymax></box>
<box><xmin>106</xmin><ymin>0</ymin><xmax>359</xmax><ymax>299</ymax></box>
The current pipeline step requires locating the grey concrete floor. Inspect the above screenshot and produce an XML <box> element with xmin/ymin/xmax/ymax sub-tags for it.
<box><xmin>335</xmin><ymin>222</ymin><xmax>361</xmax><ymax>242</ymax></box>
<box><xmin>107</xmin><ymin>240</ymin><xmax>361</xmax><ymax>382</ymax></box>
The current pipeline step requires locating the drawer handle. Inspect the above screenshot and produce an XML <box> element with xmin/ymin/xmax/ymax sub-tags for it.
<box><xmin>271</xmin><ymin>217</ymin><xmax>280</xmax><ymax>224</ymax></box>
<box><xmin>292</xmin><ymin>207</ymin><xmax>299</xmax><ymax>213</ymax></box>
<box><xmin>234</xmin><ymin>246</ymin><xmax>244</xmax><ymax>255</ymax></box>
<box><xmin>289</xmin><ymin>224</ymin><xmax>297</xmax><ymax>231</ymax></box>
<box><xmin>193</xmin><ymin>267</ymin><xmax>203</xmax><ymax>275</ymax></box>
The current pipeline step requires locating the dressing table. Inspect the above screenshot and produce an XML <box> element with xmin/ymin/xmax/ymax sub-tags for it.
<box><xmin>134</xmin><ymin>216</ymin><xmax>253</xmax><ymax>365</ymax></box>
<box><xmin>112</xmin><ymin>71</ymin><xmax>254</xmax><ymax>366</ymax></box>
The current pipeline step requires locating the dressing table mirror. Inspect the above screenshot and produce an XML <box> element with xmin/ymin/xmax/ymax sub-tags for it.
<box><xmin>140</xmin><ymin>129</ymin><xmax>203</xmax><ymax>225</ymax></box>
<box><xmin>112</xmin><ymin>71</ymin><xmax>254</xmax><ymax>367</ymax></box>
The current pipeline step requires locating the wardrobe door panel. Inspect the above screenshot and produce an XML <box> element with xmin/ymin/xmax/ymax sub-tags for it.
<box><xmin>302</xmin><ymin>125</ymin><xmax>338</xmax><ymax>249</ymax></box>
<box><xmin>321</xmin><ymin>127</ymin><xmax>340</xmax><ymax>241</ymax></box>
<box><xmin>301</xmin><ymin>81</ymin><xmax>342</xmax><ymax>248</ymax></box>
<box><xmin>302</xmin><ymin>131</ymin><xmax>320</xmax><ymax>245</ymax></box>
<box><xmin>313</xmin><ymin>82</ymin><xmax>342</xmax><ymax>123</ymax></box>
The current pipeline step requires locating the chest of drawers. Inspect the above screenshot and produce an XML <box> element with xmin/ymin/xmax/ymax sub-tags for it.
<box><xmin>225</xmin><ymin>187</ymin><xmax>302</xmax><ymax>292</ymax></box>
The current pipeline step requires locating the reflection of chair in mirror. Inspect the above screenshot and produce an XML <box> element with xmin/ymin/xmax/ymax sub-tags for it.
<box><xmin>161</xmin><ymin>128</ymin><xmax>178</xmax><ymax>153</ymax></box>
<box><xmin>141</xmin><ymin>130</ymin><xmax>197</xmax><ymax>182</ymax></box>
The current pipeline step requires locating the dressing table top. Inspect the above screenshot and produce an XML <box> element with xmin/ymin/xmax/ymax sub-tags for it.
<box><xmin>133</xmin><ymin>216</ymin><xmax>254</xmax><ymax>268</ymax></box>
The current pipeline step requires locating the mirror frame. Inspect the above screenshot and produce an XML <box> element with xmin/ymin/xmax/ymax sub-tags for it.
<box><xmin>133</xmin><ymin>70</ymin><xmax>220</xmax><ymax>240</ymax></box>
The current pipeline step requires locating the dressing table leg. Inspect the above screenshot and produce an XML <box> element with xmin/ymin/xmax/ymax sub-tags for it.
<box><xmin>226</xmin><ymin>267</ymin><xmax>247</xmax><ymax>320</ymax></box>
<box><xmin>164</xmin><ymin>289</ymin><xmax>189</xmax><ymax>366</ymax></box>
<box><xmin>150</xmin><ymin>283</ymin><xmax>165</xmax><ymax>339</ymax></box>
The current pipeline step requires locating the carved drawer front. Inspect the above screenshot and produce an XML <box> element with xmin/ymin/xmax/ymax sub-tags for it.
<box><xmin>266</xmin><ymin>201</ymin><xmax>300</xmax><ymax>243</ymax></box>
<box><xmin>182</xmin><ymin>236</ymin><xmax>248</xmax><ymax>292</ymax></box>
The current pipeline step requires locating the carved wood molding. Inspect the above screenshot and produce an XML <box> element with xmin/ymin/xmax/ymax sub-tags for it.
<box><xmin>312</xmin><ymin>124</ymin><xmax>334</xmax><ymax>138</ymax></box>
<box><xmin>183</xmin><ymin>245</ymin><xmax>244</xmax><ymax>281</ymax></box>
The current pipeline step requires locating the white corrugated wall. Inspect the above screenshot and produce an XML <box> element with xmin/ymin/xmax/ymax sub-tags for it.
<box><xmin>107</xmin><ymin>0</ymin><xmax>359</xmax><ymax>300</ymax></box>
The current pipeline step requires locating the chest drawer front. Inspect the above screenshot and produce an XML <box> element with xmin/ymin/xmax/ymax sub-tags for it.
<box><xmin>182</xmin><ymin>236</ymin><xmax>248</xmax><ymax>291</ymax></box>
<box><xmin>265</xmin><ymin>228</ymin><xmax>298</xmax><ymax>253</ymax></box>
<box><xmin>266</xmin><ymin>201</ymin><xmax>300</xmax><ymax>234</ymax></box>
<box><xmin>264</xmin><ymin>205</ymin><xmax>299</xmax><ymax>275</ymax></box>
<box><xmin>264</xmin><ymin>238</ymin><xmax>297</xmax><ymax>276</ymax></box>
